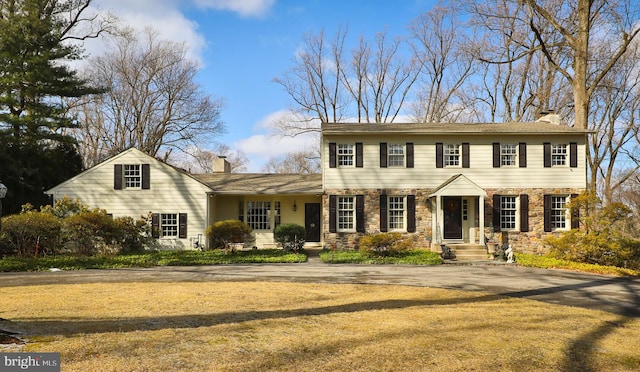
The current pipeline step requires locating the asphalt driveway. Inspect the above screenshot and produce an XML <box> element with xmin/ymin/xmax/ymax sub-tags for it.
<box><xmin>1</xmin><ymin>260</ymin><xmax>639</xmax><ymax>318</ymax></box>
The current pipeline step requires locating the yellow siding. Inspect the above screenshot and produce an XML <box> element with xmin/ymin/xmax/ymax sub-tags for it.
<box><xmin>322</xmin><ymin>134</ymin><xmax>587</xmax><ymax>190</ymax></box>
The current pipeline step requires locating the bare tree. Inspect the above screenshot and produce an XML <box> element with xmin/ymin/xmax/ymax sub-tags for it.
<box><xmin>183</xmin><ymin>144</ymin><xmax>248</xmax><ymax>174</ymax></box>
<box><xmin>72</xmin><ymin>27</ymin><xmax>225</xmax><ymax>167</ymax></box>
<box><xmin>408</xmin><ymin>6</ymin><xmax>474</xmax><ymax>122</ymax></box>
<box><xmin>262</xmin><ymin>149</ymin><xmax>321</xmax><ymax>174</ymax></box>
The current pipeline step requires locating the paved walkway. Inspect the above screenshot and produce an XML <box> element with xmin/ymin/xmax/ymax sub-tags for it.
<box><xmin>1</xmin><ymin>257</ymin><xmax>639</xmax><ymax>318</ymax></box>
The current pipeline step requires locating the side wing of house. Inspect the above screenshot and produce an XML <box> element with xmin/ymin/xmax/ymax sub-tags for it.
<box><xmin>47</xmin><ymin>148</ymin><xmax>213</xmax><ymax>250</ymax></box>
<box><xmin>321</xmin><ymin>122</ymin><xmax>589</xmax><ymax>253</ymax></box>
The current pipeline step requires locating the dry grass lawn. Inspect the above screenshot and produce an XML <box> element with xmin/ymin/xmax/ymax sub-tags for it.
<box><xmin>1</xmin><ymin>282</ymin><xmax>639</xmax><ymax>371</ymax></box>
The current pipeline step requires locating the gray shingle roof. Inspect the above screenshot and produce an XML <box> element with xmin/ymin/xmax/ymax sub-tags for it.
<box><xmin>321</xmin><ymin>122</ymin><xmax>592</xmax><ymax>134</ymax></box>
<box><xmin>192</xmin><ymin>173</ymin><xmax>322</xmax><ymax>194</ymax></box>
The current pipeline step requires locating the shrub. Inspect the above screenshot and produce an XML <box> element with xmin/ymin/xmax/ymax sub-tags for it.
<box><xmin>206</xmin><ymin>220</ymin><xmax>253</xmax><ymax>250</ymax></box>
<box><xmin>358</xmin><ymin>232</ymin><xmax>412</xmax><ymax>257</ymax></box>
<box><xmin>274</xmin><ymin>223</ymin><xmax>306</xmax><ymax>251</ymax></box>
<box><xmin>0</xmin><ymin>211</ymin><xmax>61</xmax><ymax>257</ymax></box>
<box><xmin>112</xmin><ymin>216</ymin><xmax>154</xmax><ymax>253</ymax></box>
<box><xmin>61</xmin><ymin>209</ymin><xmax>118</xmax><ymax>255</ymax></box>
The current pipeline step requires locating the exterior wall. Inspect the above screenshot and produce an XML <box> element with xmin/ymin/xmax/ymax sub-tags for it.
<box><xmin>211</xmin><ymin>194</ymin><xmax>322</xmax><ymax>248</ymax></box>
<box><xmin>48</xmin><ymin>149</ymin><xmax>211</xmax><ymax>250</ymax></box>
<box><xmin>322</xmin><ymin>134</ymin><xmax>587</xmax><ymax>190</ymax></box>
<box><xmin>323</xmin><ymin>188</ymin><xmax>432</xmax><ymax>250</ymax></box>
<box><xmin>484</xmin><ymin>188</ymin><xmax>584</xmax><ymax>254</ymax></box>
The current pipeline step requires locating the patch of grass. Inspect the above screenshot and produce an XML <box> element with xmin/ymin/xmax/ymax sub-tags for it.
<box><xmin>0</xmin><ymin>249</ymin><xmax>306</xmax><ymax>272</ymax></box>
<box><xmin>1</xmin><ymin>282</ymin><xmax>638</xmax><ymax>371</ymax></box>
<box><xmin>320</xmin><ymin>248</ymin><xmax>443</xmax><ymax>265</ymax></box>
<box><xmin>516</xmin><ymin>253</ymin><xmax>640</xmax><ymax>277</ymax></box>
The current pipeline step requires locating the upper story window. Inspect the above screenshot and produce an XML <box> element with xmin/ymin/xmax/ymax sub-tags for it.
<box><xmin>124</xmin><ymin>164</ymin><xmax>141</xmax><ymax>188</ymax></box>
<box><xmin>388</xmin><ymin>196</ymin><xmax>405</xmax><ymax>230</ymax></box>
<box><xmin>337</xmin><ymin>144</ymin><xmax>354</xmax><ymax>167</ymax></box>
<box><xmin>501</xmin><ymin>144</ymin><xmax>517</xmax><ymax>167</ymax></box>
<box><xmin>388</xmin><ymin>144</ymin><xmax>405</xmax><ymax>167</ymax></box>
<box><xmin>444</xmin><ymin>144</ymin><xmax>460</xmax><ymax>167</ymax></box>
<box><xmin>551</xmin><ymin>144</ymin><xmax>567</xmax><ymax>166</ymax></box>
<box><xmin>337</xmin><ymin>196</ymin><xmax>355</xmax><ymax>231</ymax></box>
<box><xmin>114</xmin><ymin>164</ymin><xmax>149</xmax><ymax>190</ymax></box>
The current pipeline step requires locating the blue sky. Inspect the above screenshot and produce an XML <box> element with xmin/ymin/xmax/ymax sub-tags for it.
<box><xmin>89</xmin><ymin>0</ymin><xmax>437</xmax><ymax>171</ymax></box>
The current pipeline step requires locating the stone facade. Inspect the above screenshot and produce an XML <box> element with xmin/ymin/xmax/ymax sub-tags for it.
<box><xmin>323</xmin><ymin>187</ymin><xmax>583</xmax><ymax>254</ymax></box>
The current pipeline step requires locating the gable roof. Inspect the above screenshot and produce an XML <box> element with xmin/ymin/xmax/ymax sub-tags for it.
<box><xmin>193</xmin><ymin>173</ymin><xmax>322</xmax><ymax>194</ymax></box>
<box><xmin>428</xmin><ymin>174</ymin><xmax>487</xmax><ymax>197</ymax></box>
<box><xmin>321</xmin><ymin>122</ymin><xmax>591</xmax><ymax>135</ymax></box>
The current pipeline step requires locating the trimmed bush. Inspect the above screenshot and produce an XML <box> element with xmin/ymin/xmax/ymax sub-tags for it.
<box><xmin>358</xmin><ymin>232</ymin><xmax>412</xmax><ymax>257</ymax></box>
<box><xmin>206</xmin><ymin>220</ymin><xmax>253</xmax><ymax>250</ymax></box>
<box><xmin>274</xmin><ymin>223</ymin><xmax>306</xmax><ymax>251</ymax></box>
<box><xmin>0</xmin><ymin>211</ymin><xmax>61</xmax><ymax>257</ymax></box>
<box><xmin>61</xmin><ymin>209</ymin><xmax>118</xmax><ymax>255</ymax></box>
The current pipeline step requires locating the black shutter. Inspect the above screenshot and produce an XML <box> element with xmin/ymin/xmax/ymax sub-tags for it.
<box><xmin>329</xmin><ymin>195</ymin><xmax>337</xmax><ymax>232</ymax></box>
<box><xmin>114</xmin><ymin>164</ymin><xmax>123</xmax><ymax>190</ymax></box>
<box><xmin>380</xmin><ymin>143</ymin><xmax>387</xmax><ymax>168</ymax></box>
<box><xmin>519</xmin><ymin>142</ymin><xmax>527</xmax><ymax>168</ymax></box>
<box><xmin>406</xmin><ymin>143</ymin><xmax>414</xmax><ymax>168</ymax></box>
<box><xmin>356</xmin><ymin>195</ymin><xmax>365</xmax><ymax>233</ymax></box>
<box><xmin>329</xmin><ymin>143</ymin><xmax>337</xmax><ymax>168</ymax></box>
<box><xmin>356</xmin><ymin>142</ymin><xmax>363</xmax><ymax>168</ymax></box>
<box><xmin>151</xmin><ymin>213</ymin><xmax>160</xmax><ymax>238</ymax></box>
<box><xmin>520</xmin><ymin>194</ymin><xmax>529</xmax><ymax>232</ymax></box>
<box><xmin>543</xmin><ymin>195</ymin><xmax>552</xmax><ymax>232</ymax></box>
<box><xmin>544</xmin><ymin>143</ymin><xmax>552</xmax><ymax>168</ymax></box>
<box><xmin>462</xmin><ymin>143</ymin><xmax>470</xmax><ymax>168</ymax></box>
<box><xmin>142</xmin><ymin>164</ymin><xmax>150</xmax><ymax>189</ymax></box>
<box><xmin>571</xmin><ymin>193</ymin><xmax>580</xmax><ymax>229</ymax></box>
<box><xmin>379</xmin><ymin>194</ymin><xmax>388</xmax><ymax>232</ymax></box>
<box><xmin>492</xmin><ymin>194</ymin><xmax>501</xmax><ymax>232</ymax></box>
<box><xmin>436</xmin><ymin>143</ymin><xmax>443</xmax><ymax>168</ymax></box>
<box><xmin>570</xmin><ymin>142</ymin><xmax>578</xmax><ymax>168</ymax></box>
<box><xmin>407</xmin><ymin>195</ymin><xmax>416</xmax><ymax>233</ymax></box>
<box><xmin>179</xmin><ymin>213</ymin><xmax>187</xmax><ymax>238</ymax></box>
<box><xmin>493</xmin><ymin>143</ymin><xmax>500</xmax><ymax>168</ymax></box>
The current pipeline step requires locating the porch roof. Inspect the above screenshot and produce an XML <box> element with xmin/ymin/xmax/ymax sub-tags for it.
<box><xmin>428</xmin><ymin>174</ymin><xmax>487</xmax><ymax>197</ymax></box>
<box><xmin>192</xmin><ymin>173</ymin><xmax>323</xmax><ymax>195</ymax></box>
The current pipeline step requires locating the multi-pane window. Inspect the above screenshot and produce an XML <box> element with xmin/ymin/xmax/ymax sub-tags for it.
<box><xmin>552</xmin><ymin>144</ymin><xmax>568</xmax><ymax>166</ymax></box>
<box><xmin>388</xmin><ymin>196</ymin><xmax>405</xmax><ymax>230</ymax></box>
<box><xmin>501</xmin><ymin>144</ymin><xmax>517</xmax><ymax>166</ymax></box>
<box><xmin>337</xmin><ymin>196</ymin><xmax>355</xmax><ymax>231</ymax></box>
<box><xmin>500</xmin><ymin>196</ymin><xmax>517</xmax><ymax>230</ymax></box>
<box><xmin>444</xmin><ymin>144</ymin><xmax>460</xmax><ymax>167</ymax></box>
<box><xmin>124</xmin><ymin>164</ymin><xmax>141</xmax><ymax>188</ymax></box>
<box><xmin>274</xmin><ymin>201</ymin><xmax>281</xmax><ymax>229</ymax></box>
<box><xmin>551</xmin><ymin>196</ymin><xmax>567</xmax><ymax>229</ymax></box>
<box><xmin>161</xmin><ymin>213</ymin><xmax>178</xmax><ymax>237</ymax></box>
<box><xmin>388</xmin><ymin>144</ymin><xmax>405</xmax><ymax>167</ymax></box>
<box><xmin>247</xmin><ymin>201</ymin><xmax>271</xmax><ymax>230</ymax></box>
<box><xmin>337</xmin><ymin>144</ymin><xmax>354</xmax><ymax>166</ymax></box>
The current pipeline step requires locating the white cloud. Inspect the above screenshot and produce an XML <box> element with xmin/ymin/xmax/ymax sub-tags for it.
<box><xmin>194</xmin><ymin>0</ymin><xmax>275</xmax><ymax>18</ymax></box>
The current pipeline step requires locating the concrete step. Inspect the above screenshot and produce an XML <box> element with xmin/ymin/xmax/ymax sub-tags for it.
<box><xmin>448</xmin><ymin>244</ymin><xmax>488</xmax><ymax>261</ymax></box>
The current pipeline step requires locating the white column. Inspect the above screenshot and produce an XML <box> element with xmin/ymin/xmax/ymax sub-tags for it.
<box><xmin>479</xmin><ymin>195</ymin><xmax>485</xmax><ymax>245</ymax></box>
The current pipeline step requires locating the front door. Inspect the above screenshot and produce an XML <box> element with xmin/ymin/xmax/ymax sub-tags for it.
<box><xmin>305</xmin><ymin>203</ymin><xmax>321</xmax><ymax>242</ymax></box>
<box><xmin>443</xmin><ymin>196</ymin><xmax>462</xmax><ymax>240</ymax></box>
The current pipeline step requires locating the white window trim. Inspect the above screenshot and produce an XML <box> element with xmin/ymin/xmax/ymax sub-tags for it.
<box><xmin>500</xmin><ymin>196</ymin><xmax>519</xmax><ymax>231</ymax></box>
<box><xmin>388</xmin><ymin>195</ymin><xmax>406</xmax><ymax>231</ymax></box>
<box><xmin>337</xmin><ymin>144</ymin><xmax>355</xmax><ymax>168</ymax></box>
<box><xmin>500</xmin><ymin>144</ymin><xmax>517</xmax><ymax>167</ymax></box>
<box><xmin>246</xmin><ymin>201</ymin><xmax>272</xmax><ymax>230</ymax></box>
<box><xmin>124</xmin><ymin>164</ymin><xmax>142</xmax><ymax>189</ymax></box>
<box><xmin>388</xmin><ymin>144</ymin><xmax>405</xmax><ymax>167</ymax></box>
<box><xmin>337</xmin><ymin>196</ymin><xmax>356</xmax><ymax>232</ymax></box>
<box><xmin>444</xmin><ymin>143</ymin><xmax>461</xmax><ymax>167</ymax></box>
<box><xmin>160</xmin><ymin>213</ymin><xmax>178</xmax><ymax>238</ymax></box>
<box><xmin>551</xmin><ymin>195</ymin><xmax>569</xmax><ymax>231</ymax></box>
<box><xmin>551</xmin><ymin>144</ymin><xmax>568</xmax><ymax>167</ymax></box>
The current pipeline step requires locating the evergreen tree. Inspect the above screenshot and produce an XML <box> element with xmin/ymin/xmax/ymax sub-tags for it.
<box><xmin>0</xmin><ymin>0</ymin><xmax>106</xmax><ymax>214</ymax></box>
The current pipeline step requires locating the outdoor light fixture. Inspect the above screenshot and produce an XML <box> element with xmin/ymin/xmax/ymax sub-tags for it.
<box><xmin>292</xmin><ymin>201</ymin><xmax>297</xmax><ymax>212</ymax></box>
<box><xmin>0</xmin><ymin>181</ymin><xmax>7</xmax><ymax>231</ymax></box>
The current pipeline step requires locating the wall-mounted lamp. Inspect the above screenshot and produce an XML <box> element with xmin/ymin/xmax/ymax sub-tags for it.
<box><xmin>0</xmin><ymin>180</ymin><xmax>7</xmax><ymax>232</ymax></box>
<box><xmin>292</xmin><ymin>201</ymin><xmax>297</xmax><ymax>212</ymax></box>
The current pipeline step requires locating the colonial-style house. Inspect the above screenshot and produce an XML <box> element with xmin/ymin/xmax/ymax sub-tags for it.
<box><xmin>46</xmin><ymin>148</ymin><xmax>322</xmax><ymax>250</ymax></box>
<box><xmin>47</xmin><ymin>114</ymin><xmax>589</xmax><ymax>257</ymax></box>
<box><xmin>321</xmin><ymin>114</ymin><xmax>590</xmax><ymax>257</ymax></box>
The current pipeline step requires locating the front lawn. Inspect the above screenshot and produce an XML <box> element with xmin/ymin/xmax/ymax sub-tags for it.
<box><xmin>0</xmin><ymin>249</ymin><xmax>306</xmax><ymax>272</ymax></box>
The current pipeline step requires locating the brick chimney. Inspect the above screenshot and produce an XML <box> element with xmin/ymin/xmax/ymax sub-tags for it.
<box><xmin>212</xmin><ymin>156</ymin><xmax>231</xmax><ymax>173</ymax></box>
<box><xmin>536</xmin><ymin>110</ymin><xmax>561</xmax><ymax>125</ymax></box>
